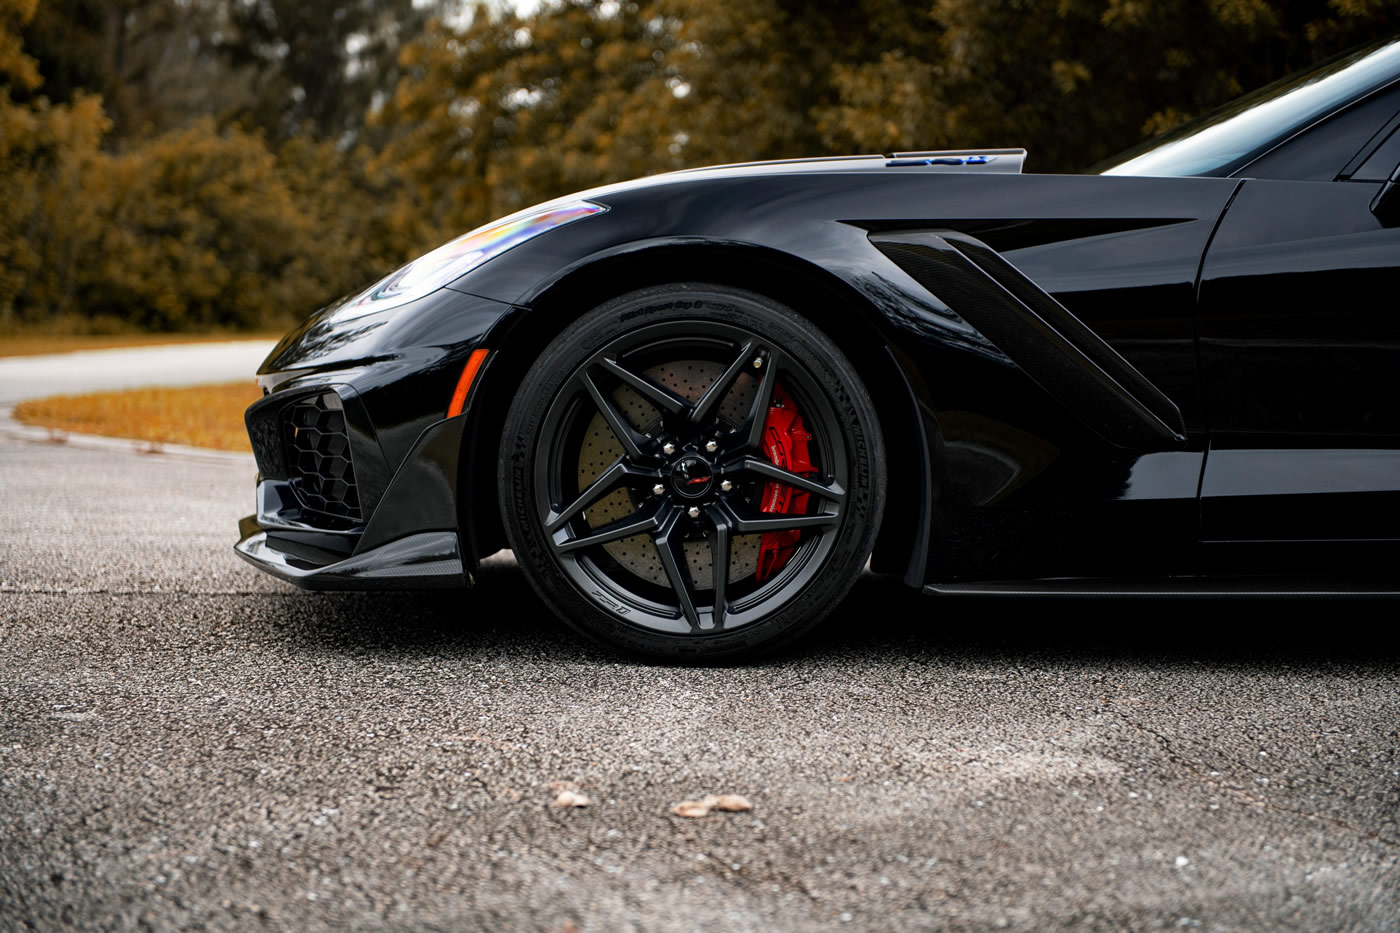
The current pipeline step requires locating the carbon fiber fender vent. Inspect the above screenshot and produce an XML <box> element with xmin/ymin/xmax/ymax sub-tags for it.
<box><xmin>872</xmin><ymin>230</ymin><xmax>1186</xmax><ymax>449</ymax></box>
<box><xmin>283</xmin><ymin>393</ymin><xmax>363</xmax><ymax>521</ymax></box>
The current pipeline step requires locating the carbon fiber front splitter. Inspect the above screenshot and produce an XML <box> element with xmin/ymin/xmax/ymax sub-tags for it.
<box><xmin>234</xmin><ymin>520</ymin><xmax>471</xmax><ymax>591</ymax></box>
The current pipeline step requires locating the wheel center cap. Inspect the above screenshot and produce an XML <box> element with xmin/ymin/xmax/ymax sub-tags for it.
<box><xmin>670</xmin><ymin>456</ymin><xmax>714</xmax><ymax>498</ymax></box>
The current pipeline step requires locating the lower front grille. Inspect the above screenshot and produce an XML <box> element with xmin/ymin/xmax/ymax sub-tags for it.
<box><xmin>284</xmin><ymin>393</ymin><xmax>362</xmax><ymax>521</ymax></box>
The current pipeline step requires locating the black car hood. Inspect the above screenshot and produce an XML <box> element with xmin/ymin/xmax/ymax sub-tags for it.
<box><xmin>260</xmin><ymin>147</ymin><xmax>1033</xmax><ymax>376</ymax></box>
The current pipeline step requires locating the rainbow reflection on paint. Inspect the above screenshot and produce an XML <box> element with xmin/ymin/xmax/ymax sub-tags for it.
<box><xmin>333</xmin><ymin>200</ymin><xmax>606</xmax><ymax>321</ymax></box>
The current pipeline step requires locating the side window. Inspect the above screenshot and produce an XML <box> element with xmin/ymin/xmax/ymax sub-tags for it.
<box><xmin>1238</xmin><ymin>82</ymin><xmax>1400</xmax><ymax>181</ymax></box>
<box><xmin>1352</xmin><ymin>125</ymin><xmax>1400</xmax><ymax>181</ymax></box>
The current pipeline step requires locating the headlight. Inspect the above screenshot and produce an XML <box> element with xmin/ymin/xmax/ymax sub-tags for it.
<box><xmin>327</xmin><ymin>200</ymin><xmax>607</xmax><ymax>322</ymax></box>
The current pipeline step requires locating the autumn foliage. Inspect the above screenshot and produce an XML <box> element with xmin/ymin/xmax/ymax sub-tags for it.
<box><xmin>2</xmin><ymin>0</ymin><xmax>1396</xmax><ymax>333</ymax></box>
<box><xmin>13</xmin><ymin>381</ymin><xmax>260</xmax><ymax>450</ymax></box>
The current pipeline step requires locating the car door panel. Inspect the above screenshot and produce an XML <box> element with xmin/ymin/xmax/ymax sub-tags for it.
<box><xmin>1198</xmin><ymin>177</ymin><xmax>1400</xmax><ymax>541</ymax></box>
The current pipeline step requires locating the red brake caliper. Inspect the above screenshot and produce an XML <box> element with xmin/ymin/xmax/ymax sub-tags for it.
<box><xmin>756</xmin><ymin>384</ymin><xmax>815</xmax><ymax>581</ymax></box>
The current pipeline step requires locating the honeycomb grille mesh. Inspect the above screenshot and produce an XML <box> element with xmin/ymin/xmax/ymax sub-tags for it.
<box><xmin>284</xmin><ymin>393</ymin><xmax>362</xmax><ymax>521</ymax></box>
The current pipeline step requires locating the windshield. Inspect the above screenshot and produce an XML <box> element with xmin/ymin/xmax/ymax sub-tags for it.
<box><xmin>1093</xmin><ymin>37</ymin><xmax>1400</xmax><ymax>177</ymax></box>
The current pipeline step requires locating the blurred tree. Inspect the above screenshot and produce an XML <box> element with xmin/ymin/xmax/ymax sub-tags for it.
<box><xmin>0</xmin><ymin>0</ymin><xmax>392</xmax><ymax>331</ymax></box>
<box><xmin>375</xmin><ymin>0</ymin><xmax>946</xmax><ymax>240</ymax></box>
<box><xmin>74</xmin><ymin>120</ymin><xmax>317</xmax><ymax>329</ymax></box>
<box><xmin>817</xmin><ymin>0</ymin><xmax>1400</xmax><ymax>171</ymax></box>
<box><xmin>378</xmin><ymin>0</ymin><xmax>1400</xmax><ymax>241</ymax></box>
<box><xmin>659</xmin><ymin>0</ymin><xmax>943</xmax><ymax>164</ymax></box>
<box><xmin>19</xmin><ymin>0</ymin><xmax>257</xmax><ymax>140</ymax></box>
<box><xmin>1</xmin><ymin>0</ymin><xmax>109</xmax><ymax>326</ymax></box>
<box><xmin>214</xmin><ymin>0</ymin><xmax>439</xmax><ymax>141</ymax></box>
<box><xmin>0</xmin><ymin>0</ymin><xmax>40</xmax><ymax>89</ymax></box>
<box><xmin>0</xmin><ymin>0</ymin><xmax>46</xmax><ymax>323</ymax></box>
<box><xmin>2</xmin><ymin>0</ymin><xmax>439</xmax><ymax>330</ymax></box>
<box><xmin>373</xmin><ymin>1</ymin><xmax>676</xmax><ymax>244</ymax></box>
<box><xmin>20</xmin><ymin>0</ymin><xmax>441</xmax><ymax>143</ymax></box>
<box><xmin>6</xmin><ymin>0</ymin><xmax>1400</xmax><ymax>333</ymax></box>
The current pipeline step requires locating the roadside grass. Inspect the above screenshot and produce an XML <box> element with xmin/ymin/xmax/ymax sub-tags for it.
<box><xmin>12</xmin><ymin>382</ymin><xmax>261</xmax><ymax>452</ymax></box>
<box><xmin>0</xmin><ymin>332</ymin><xmax>282</xmax><ymax>358</ymax></box>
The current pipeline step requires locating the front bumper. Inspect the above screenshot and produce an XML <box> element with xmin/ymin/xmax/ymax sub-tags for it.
<box><xmin>236</xmin><ymin>286</ymin><xmax>518</xmax><ymax>591</ymax></box>
<box><xmin>236</xmin><ymin>382</ymin><xmax>476</xmax><ymax>591</ymax></box>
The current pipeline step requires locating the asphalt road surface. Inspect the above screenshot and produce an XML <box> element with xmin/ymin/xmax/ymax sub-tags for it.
<box><xmin>2</xmin><ymin>432</ymin><xmax>1398</xmax><ymax>931</ymax></box>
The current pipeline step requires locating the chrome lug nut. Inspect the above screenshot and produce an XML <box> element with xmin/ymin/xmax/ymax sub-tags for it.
<box><xmin>720</xmin><ymin>480</ymin><xmax>733</xmax><ymax>492</ymax></box>
<box><xmin>662</xmin><ymin>441</ymin><xmax>676</xmax><ymax>455</ymax></box>
<box><xmin>705</xmin><ymin>439</ymin><xmax>718</xmax><ymax>452</ymax></box>
<box><xmin>687</xmin><ymin>506</ymin><xmax>701</xmax><ymax>519</ymax></box>
<box><xmin>653</xmin><ymin>484</ymin><xmax>665</xmax><ymax>496</ymax></box>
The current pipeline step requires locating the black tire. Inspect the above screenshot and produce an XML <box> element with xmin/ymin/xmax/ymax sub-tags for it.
<box><xmin>498</xmin><ymin>283</ymin><xmax>885</xmax><ymax>660</ymax></box>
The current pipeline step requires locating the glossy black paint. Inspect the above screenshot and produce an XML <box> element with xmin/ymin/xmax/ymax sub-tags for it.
<box><xmin>870</xmin><ymin>228</ymin><xmax>1186</xmax><ymax>447</ymax></box>
<box><xmin>237</xmin><ymin>46</ymin><xmax>1400</xmax><ymax>592</ymax></box>
<box><xmin>1198</xmin><ymin>175</ymin><xmax>1400</xmax><ymax>544</ymax></box>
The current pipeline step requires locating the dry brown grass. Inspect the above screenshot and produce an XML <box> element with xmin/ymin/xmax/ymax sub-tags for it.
<box><xmin>0</xmin><ymin>332</ymin><xmax>282</xmax><ymax>359</ymax></box>
<box><xmin>12</xmin><ymin>382</ymin><xmax>262</xmax><ymax>452</ymax></box>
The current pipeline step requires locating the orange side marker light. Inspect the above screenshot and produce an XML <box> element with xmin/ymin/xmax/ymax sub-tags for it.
<box><xmin>447</xmin><ymin>348</ymin><xmax>490</xmax><ymax>417</ymax></box>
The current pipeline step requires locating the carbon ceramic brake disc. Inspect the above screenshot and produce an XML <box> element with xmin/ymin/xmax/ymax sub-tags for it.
<box><xmin>576</xmin><ymin>360</ymin><xmax>762</xmax><ymax>588</ymax></box>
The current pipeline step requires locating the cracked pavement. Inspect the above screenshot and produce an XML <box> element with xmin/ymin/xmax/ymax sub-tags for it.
<box><xmin>1</xmin><ymin>436</ymin><xmax>1398</xmax><ymax>931</ymax></box>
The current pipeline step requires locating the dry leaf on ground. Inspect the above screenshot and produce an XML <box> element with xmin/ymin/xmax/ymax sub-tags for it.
<box><xmin>710</xmin><ymin>794</ymin><xmax>752</xmax><ymax>812</ymax></box>
<box><xmin>672</xmin><ymin>793</ymin><xmax>753</xmax><ymax>817</ymax></box>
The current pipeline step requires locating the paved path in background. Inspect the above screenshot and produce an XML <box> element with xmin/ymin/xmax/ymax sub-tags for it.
<box><xmin>1</xmin><ymin>427</ymin><xmax>1398</xmax><ymax>931</ymax></box>
<box><xmin>0</xmin><ymin>340</ymin><xmax>274</xmax><ymax>461</ymax></box>
<box><xmin>0</xmin><ymin>340</ymin><xmax>273</xmax><ymax>407</ymax></box>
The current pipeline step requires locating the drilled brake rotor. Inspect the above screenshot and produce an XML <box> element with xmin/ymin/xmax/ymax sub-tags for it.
<box><xmin>576</xmin><ymin>360</ymin><xmax>762</xmax><ymax>587</ymax></box>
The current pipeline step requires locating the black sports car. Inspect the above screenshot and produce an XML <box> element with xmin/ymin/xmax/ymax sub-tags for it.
<box><xmin>238</xmin><ymin>37</ymin><xmax>1400</xmax><ymax>659</ymax></box>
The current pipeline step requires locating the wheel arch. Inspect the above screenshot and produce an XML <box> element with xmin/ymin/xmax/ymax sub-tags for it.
<box><xmin>459</xmin><ymin>241</ymin><xmax>937</xmax><ymax>586</ymax></box>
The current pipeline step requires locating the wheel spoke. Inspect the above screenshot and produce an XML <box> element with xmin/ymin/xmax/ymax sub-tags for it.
<box><xmin>737</xmin><ymin>349</ymin><xmax>779</xmax><ymax>453</ymax></box>
<box><xmin>581</xmin><ymin>369</ymin><xmax>647</xmax><ymax>460</ymax></box>
<box><xmin>730</xmin><ymin>456</ymin><xmax>844</xmax><ymax>502</ymax></box>
<box><xmin>704</xmin><ymin>503</ymin><xmax>732</xmax><ymax>630</ymax></box>
<box><xmin>553</xmin><ymin>502</ymin><xmax>663</xmax><ymax>554</ymax></box>
<box><xmin>716</xmin><ymin>498</ymin><xmax>840</xmax><ymax>534</ymax></box>
<box><xmin>597</xmin><ymin>357</ymin><xmax>691</xmax><ymax>415</ymax></box>
<box><xmin>690</xmin><ymin>339</ymin><xmax>757</xmax><ymax>427</ymax></box>
<box><xmin>546</xmin><ymin>458</ymin><xmax>657</xmax><ymax>532</ymax></box>
<box><xmin>652</xmin><ymin>507</ymin><xmax>704</xmax><ymax>632</ymax></box>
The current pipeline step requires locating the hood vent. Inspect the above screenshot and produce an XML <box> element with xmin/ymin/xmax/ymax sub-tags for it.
<box><xmin>884</xmin><ymin>148</ymin><xmax>1027</xmax><ymax>173</ymax></box>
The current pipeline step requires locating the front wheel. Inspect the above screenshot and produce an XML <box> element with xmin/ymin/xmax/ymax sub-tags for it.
<box><xmin>499</xmin><ymin>284</ymin><xmax>885</xmax><ymax>660</ymax></box>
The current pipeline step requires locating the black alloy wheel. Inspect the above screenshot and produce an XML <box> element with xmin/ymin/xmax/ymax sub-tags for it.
<box><xmin>499</xmin><ymin>284</ymin><xmax>885</xmax><ymax>660</ymax></box>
